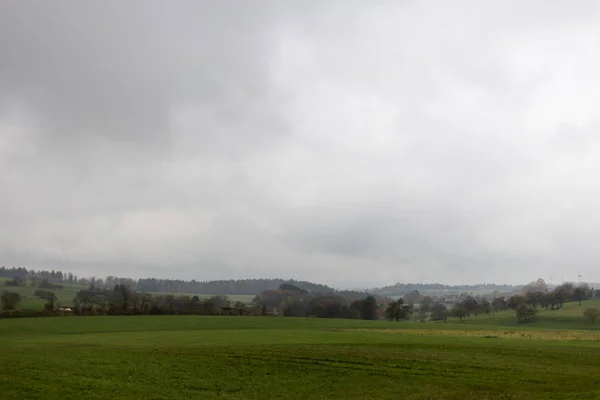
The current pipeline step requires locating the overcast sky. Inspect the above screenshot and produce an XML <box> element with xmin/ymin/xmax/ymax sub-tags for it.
<box><xmin>1</xmin><ymin>1</ymin><xmax>600</xmax><ymax>288</ymax></box>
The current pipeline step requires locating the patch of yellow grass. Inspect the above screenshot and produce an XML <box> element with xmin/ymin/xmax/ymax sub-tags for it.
<box><xmin>341</xmin><ymin>328</ymin><xmax>600</xmax><ymax>341</ymax></box>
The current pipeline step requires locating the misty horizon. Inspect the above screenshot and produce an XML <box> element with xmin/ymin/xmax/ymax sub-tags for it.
<box><xmin>1</xmin><ymin>265</ymin><xmax>591</xmax><ymax>292</ymax></box>
<box><xmin>2</xmin><ymin>1</ymin><xmax>600</xmax><ymax>289</ymax></box>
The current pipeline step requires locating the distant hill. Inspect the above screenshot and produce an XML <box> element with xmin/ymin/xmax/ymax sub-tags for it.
<box><xmin>0</xmin><ymin>267</ymin><xmax>341</xmax><ymax>296</ymax></box>
<box><xmin>370</xmin><ymin>282</ymin><xmax>521</xmax><ymax>298</ymax></box>
<box><xmin>8</xmin><ymin>265</ymin><xmax>591</xmax><ymax>301</ymax></box>
<box><xmin>453</xmin><ymin>299</ymin><xmax>600</xmax><ymax>331</ymax></box>
<box><xmin>0</xmin><ymin>276</ymin><xmax>86</xmax><ymax>309</ymax></box>
<box><xmin>134</xmin><ymin>278</ymin><xmax>338</xmax><ymax>295</ymax></box>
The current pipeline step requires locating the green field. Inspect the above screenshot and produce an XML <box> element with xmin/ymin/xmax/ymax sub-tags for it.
<box><xmin>147</xmin><ymin>291</ymin><xmax>255</xmax><ymax>304</ymax></box>
<box><xmin>455</xmin><ymin>299</ymin><xmax>600</xmax><ymax>331</ymax></box>
<box><xmin>0</xmin><ymin>277</ymin><xmax>255</xmax><ymax>309</ymax></box>
<box><xmin>2</xmin><ymin>301</ymin><xmax>600</xmax><ymax>399</ymax></box>
<box><xmin>0</xmin><ymin>277</ymin><xmax>86</xmax><ymax>309</ymax></box>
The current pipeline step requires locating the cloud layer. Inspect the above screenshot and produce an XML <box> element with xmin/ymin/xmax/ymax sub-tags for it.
<box><xmin>2</xmin><ymin>1</ymin><xmax>600</xmax><ymax>288</ymax></box>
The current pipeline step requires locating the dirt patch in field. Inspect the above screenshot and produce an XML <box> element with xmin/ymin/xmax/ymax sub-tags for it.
<box><xmin>339</xmin><ymin>328</ymin><xmax>600</xmax><ymax>342</ymax></box>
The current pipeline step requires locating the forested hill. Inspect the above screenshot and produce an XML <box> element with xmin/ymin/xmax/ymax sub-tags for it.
<box><xmin>0</xmin><ymin>267</ymin><xmax>340</xmax><ymax>295</ymax></box>
<box><xmin>371</xmin><ymin>282</ymin><xmax>521</xmax><ymax>297</ymax></box>
<box><xmin>134</xmin><ymin>278</ymin><xmax>336</xmax><ymax>295</ymax></box>
<box><xmin>2</xmin><ymin>266</ymin><xmax>521</xmax><ymax>297</ymax></box>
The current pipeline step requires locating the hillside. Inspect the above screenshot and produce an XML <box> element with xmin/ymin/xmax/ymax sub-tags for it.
<box><xmin>0</xmin><ymin>267</ymin><xmax>346</xmax><ymax>297</ymax></box>
<box><xmin>450</xmin><ymin>300</ymin><xmax>600</xmax><ymax>330</ymax></box>
<box><xmin>371</xmin><ymin>282</ymin><xmax>521</xmax><ymax>298</ymax></box>
<box><xmin>0</xmin><ymin>277</ymin><xmax>86</xmax><ymax>309</ymax></box>
<box><xmin>0</xmin><ymin>277</ymin><xmax>257</xmax><ymax>309</ymax></box>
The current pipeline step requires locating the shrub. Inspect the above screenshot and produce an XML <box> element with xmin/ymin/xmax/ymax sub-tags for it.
<box><xmin>516</xmin><ymin>304</ymin><xmax>537</xmax><ymax>322</ymax></box>
<box><xmin>583</xmin><ymin>307</ymin><xmax>600</xmax><ymax>324</ymax></box>
<box><xmin>1</xmin><ymin>290</ymin><xmax>22</xmax><ymax>310</ymax></box>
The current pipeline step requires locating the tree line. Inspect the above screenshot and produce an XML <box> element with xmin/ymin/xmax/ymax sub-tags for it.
<box><xmin>0</xmin><ymin>281</ymin><xmax>383</xmax><ymax>320</ymax></box>
<box><xmin>372</xmin><ymin>282</ymin><xmax>520</xmax><ymax>297</ymax></box>
<box><xmin>0</xmin><ymin>267</ymin><xmax>78</xmax><ymax>284</ymax></box>
<box><xmin>254</xmin><ymin>284</ymin><xmax>384</xmax><ymax>319</ymax></box>
<box><xmin>384</xmin><ymin>280</ymin><xmax>599</xmax><ymax>324</ymax></box>
<box><xmin>1</xmin><ymin>279</ymin><xmax>597</xmax><ymax>324</ymax></box>
<box><xmin>0</xmin><ymin>266</ymin><xmax>522</xmax><ymax>298</ymax></box>
<box><xmin>1</xmin><ymin>268</ymin><xmax>598</xmax><ymax>324</ymax></box>
<box><xmin>1</xmin><ymin>266</ymin><xmax>356</xmax><ymax>296</ymax></box>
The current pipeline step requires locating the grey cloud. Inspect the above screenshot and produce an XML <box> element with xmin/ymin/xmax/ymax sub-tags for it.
<box><xmin>0</xmin><ymin>0</ymin><xmax>287</xmax><ymax>158</ymax></box>
<box><xmin>2</xmin><ymin>1</ymin><xmax>600</xmax><ymax>288</ymax></box>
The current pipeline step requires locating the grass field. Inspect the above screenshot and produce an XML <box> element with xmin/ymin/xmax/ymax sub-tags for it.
<box><xmin>147</xmin><ymin>291</ymin><xmax>255</xmax><ymax>304</ymax></box>
<box><xmin>0</xmin><ymin>277</ymin><xmax>255</xmax><ymax>309</ymax></box>
<box><xmin>2</xmin><ymin>302</ymin><xmax>600</xmax><ymax>399</ymax></box>
<box><xmin>0</xmin><ymin>277</ymin><xmax>87</xmax><ymax>309</ymax></box>
<box><xmin>454</xmin><ymin>299</ymin><xmax>600</xmax><ymax>331</ymax></box>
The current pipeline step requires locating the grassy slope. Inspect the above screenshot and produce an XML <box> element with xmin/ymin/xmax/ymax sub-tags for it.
<box><xmin>452</xmin><ymin>299</ymin><xmax>600</xmax><ymax>330</ymax></box>
<box><xmin>147</xmin><ymin>291</ymin><xmax>255</xmax><ymax>303</ymax></box>
<box><xmin>2</xmin><ymin>316</ymin><xmax>600</xmax><ymax>399</ymax></box>
<box><xmin>0</xmin><ymin>277</ymin><xmax>255</xmax><ymax>309</ymax></box>
<box><xmin>0</xmin><ymin>277</ymin><xmax>86</xmax><ymax>309</ymax></box>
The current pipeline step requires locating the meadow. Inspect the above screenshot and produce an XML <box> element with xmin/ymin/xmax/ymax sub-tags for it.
<box><xmin>147</xmin><ymin>291</ymin><xmax>255</xmax><ymax>304</ymax></box>
<box><xmin>0</xmin><ymin>277</ymin><xmax>86</xmax><ymax>309</ymax></box>
<box><xmin>2</xmin><ymin>301</ymin><xmax>600</xmax><ymax>399</ymax></box>
<box><xmin>0</xmin><ymin>277</ymin><xmax>255</xmax><ymax>308</ymax></box>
